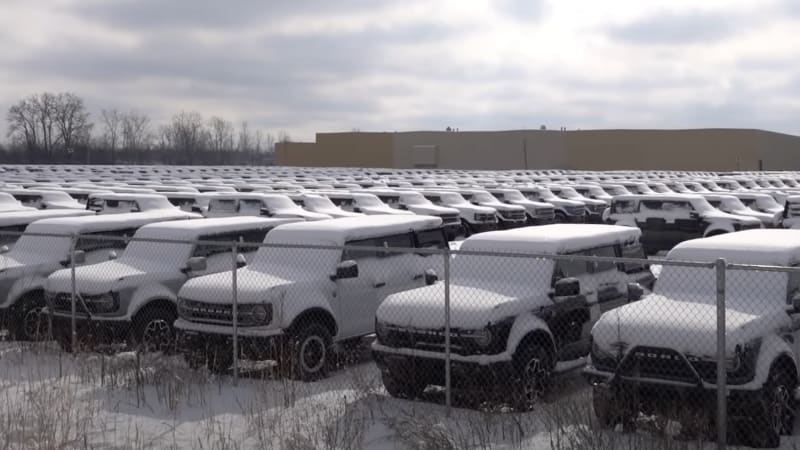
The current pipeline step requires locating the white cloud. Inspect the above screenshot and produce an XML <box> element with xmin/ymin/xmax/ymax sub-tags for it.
<box><xmin>1</xmin><ymin>0</ymin><xmax>800</xmax><ymax>143</ymax></box>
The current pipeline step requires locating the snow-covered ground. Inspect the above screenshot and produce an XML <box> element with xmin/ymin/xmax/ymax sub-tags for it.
<box><xmin>2</xmin><ymin>341</ymin><xmax>799</xmax><ymax>449</ymax></box>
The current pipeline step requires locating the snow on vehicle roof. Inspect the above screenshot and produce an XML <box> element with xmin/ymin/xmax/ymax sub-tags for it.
<box><xmin>612</xmin><ymin>193</ymin><xmax>705</xmax><ymax>202</ymax></box>
<box><xmin>133</xmin><ymin>216</ymin><xmax>300</xmax><ymax>240</ymax></box>
<box><xmin>461</xmin><ymin>224</ymin><xmax>641</xmax><ymax>255</ymax></box>
<box><xmin>667</xmin><ymin>229</ymin><xmax>800</xmax><ymax>266</ymax></box>
<box><xmin>0</xmin><ymin>209</ymin><xmax>94</xmax><ymax>226</ymax></box>
<box><xmin>25</xmin><ymin>210</ymin><xmax>196</xmax><ymax>234</ymax></box>
<box><xmin>266</xmin><ymin>215</ymin><xmax>443</xmax><ymax>246</ymax></box>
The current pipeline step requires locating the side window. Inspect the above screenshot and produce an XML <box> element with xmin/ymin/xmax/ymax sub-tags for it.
<box><xmin>426</xmin><ymin>195</ymin><xmax>442</xmax><ymax>204</ymax></box>
<box><xmin>86</xmin><ymin>198</ymin><xmax>103</xmax><ymax>212</ymax></box>
<box><xmin>414</xmin><ymin>228</ymin><xmax>448</xmax><ymax>251</ymax></box>
<box><xmin>620</xmin><ymin>243</ymin><xmax>648</xmax><ymax>274</ymax></box>
<box><xmin>77</xmin><ymin>228</ymin><xmax>137</xmax><ymax>251</ymax></box>
<box><xmin>239</xmin><ymin>199</ymin><xmax>263</xmax><ymax>215</ymax></box>
<box><xmin>640</xmin><ymin>200</ymin><xmax>663</xmax><ymax>211</ymax></box>
<box><xmin>342</xmin><ymin>233</ymin><xmax>414</xmax><ymax>261</ymax></box>
<box><xmin>16</xmin><ymin>194</ymin><xmax>42</xmax><ymax>207</ymax></box>
<box><xmin>553</xmin><ymin>253</ymin><xmax>589</xmax><ymax>283</ymax></box>
<box><xmin>707</xmin><ymin>200</ymin><xmax>722</xmax><ymax>208</ymax></box>
<box><xmin>587</xmin><ymin>245</ymin><xmax>616</xmax><ymax>273</ymax></box>
<box><xmin>342</xmin><ymin>238</ymin><xmax>381</xmax><ymax>261</ymax></box>
<box><xmin>612</xmin><ymin>200</ymin><xmax>637</xmax><ymax>214</ymax></box>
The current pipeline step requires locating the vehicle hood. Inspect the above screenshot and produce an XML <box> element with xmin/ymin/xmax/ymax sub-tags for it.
<box><xmin>408</xmin><ymin>204</ymin><xmax>458</xmax><ymax>215</ymax></box>
<box><xmin>478</xmin><ymin>202</ymin><xmax>524</xmax><ymax>212</ymax></box>
<box><xmin>45</xmin><ymin>261</ymin><xmax>154</xmax><ymax>294</ymax></box>
<box><xmin>547</xmin><ymin>198</ymin><xmax>584</xmax><ymax>207</ymax></box>
<box><xmin>308</xmin><ymin>207</ymin><xmax>363</xmax><ymax>218</ymax></box>
<box><xmin>508</xmin><ymin>199</ymin><xmax>553</xmax><ymax>209</ymax></box>
<box><xmin>702</xmin><ymin>210</ymin><xmax>761</xmax><ymax>225</ymax></box>
<box><xmin>592</xmin><ymin>294</ymin><xmax>787</xmax><ymax>358</ymax></box>
<box><xmin>452</xmin><ymin>204</ymin><xmax>495</xmax><ymax>214</ymax></box>
<box><xmin>178</xmin><ymin>267</ymin><xmax>323</xmax><ymax>304</ymax></box>
<box><xmin>377</xmin><ymin>281</ymin><xmax>552</xmax><ymax>329</ymax></box>
<box><xmin>362</xmin><ymin>206</ymin><xmax>414</xmax><ymax>215</ymax></box>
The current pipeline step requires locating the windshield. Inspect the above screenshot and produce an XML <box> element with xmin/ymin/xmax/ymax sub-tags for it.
<box><xmin>452</xmin><ymin>251</ymin><xmax>554</xmax><ymax>289</ymax></box>
<box><xmin>250</xmin><ymin>245</ymin><xmax>340</xmax><ymax>277</ymax></box>
<box><xmin>119</xmin><ymin>239</ymin><xmax>192</xmax><ymax>269</ymax></box>
<box><xmin>757</xmin><ymin>196</ymin><xmax>781</xmax><ymax>209</ymax></box>
<box><xmin>264</xmin><ymin>196</ymin><xmax>300</xmax><ymax>210</ymax></box>
<box><xmin>303</xmin><ymin>196</ymin><xmax>335</xmax><ymax>209</ymax></box>
<box><xmin>439</xmin><ymin>192</ymin><xmax>468</xmax><ymax>204</ymax></box>
<box><xmin>650</xmin><ymin>184</ymin><xmax>670</xmax><ymax>193</ymax></box>
<box><xmin>723</xmin><ymin>197</ymin><xmax>747</xmax><ymax>211</ymax></box>
<box><xmin>353</xmin><ymin>194</ymin><xmax>382</xmax><ymax>207</ymax></box>
<box><xmin>11</xmin><ymin>233</ymin><xmax>70</xmax><ymax>261</ymax></box>
<box><xmin>690</xmin><ymin>197</ymin><xmax>715</xmax><ymax>213</ymax></box>
<box><xmin>558</xmin><ymin>187</ymin><xmax>581</xmax><ymax>198</ymax></box>
<box><xmin>502</xmin><ymin>190</ymin><xmax>526</xmax><ymax>201</ymax></box>
<box><xmin>472</xmin><ymin>192</ymin><xmax>498</xmax><ymax>203</ymax></box>
<box><xmin>604</xmin><ymin>186</ymin><xmax>628</xmax><ymax>195</ymax></box>
<box><xmin>656</xmin><ymin>266</ymin><xmax>786</xmax><ymax>312</ymax></box>
<box><xmin>400</xmin><ymin>192</ymin><xmax>429</xmax><ymax>205</ymax></box>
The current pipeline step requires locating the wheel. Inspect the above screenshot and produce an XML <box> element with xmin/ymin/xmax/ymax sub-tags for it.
<box><xmin>134</xmin><ymin>307</ymin><xmax>177</xmax><ymax>353</ymax></box>
<box><xmin>554</xmin><ymin>211</ymin><xmax>567</xmax><ymax>223</ymax></box>
<box><xmin>381</xmin><ymin>371</ymin><xmax>427</xmax><ymax>399</ymax></box>
<box><xmin>11</xmin><ymin>293</ymin><xmax>48</xmax><ymax>341</ymax></box>
<box><xmin>511</xmin><ymin>341</ymin><xmax>552</xmax><ymax>411</ymax></box>
<box><xmin>283</xmin><ymin>322</ymin><xmax>332</xmax><ymax>381</ymax></box>
<box><xmin>746</xmin><ymin>367</ymin><xmax>795</xmax><ymax>448</ymax></box>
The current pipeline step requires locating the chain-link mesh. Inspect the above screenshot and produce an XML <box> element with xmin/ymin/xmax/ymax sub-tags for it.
<box><xmin>3</xmin><ymin>226</ymin><xmax>800</xmax><ymax>448</ymax></box>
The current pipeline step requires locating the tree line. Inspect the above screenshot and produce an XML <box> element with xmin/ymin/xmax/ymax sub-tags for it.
<box><xmin>3</xmin><ymin>92</ymin><xmax>282</xmax><ymax>165</ymax></box>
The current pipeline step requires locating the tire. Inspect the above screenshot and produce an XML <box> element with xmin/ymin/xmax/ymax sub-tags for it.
<box><xmin>11</xmin><ymin>293</ymin><xmax>48</xmax><ymax>341</ymax></box>
<box><xmin>283</xmin><ymin>322</ymin><xmax>332</xmax><ymax>381</ymax></box>
<box><xmin>511</xmin><ymin>341</ymin><xmax>552</xmax><ymax>411</ymax></box>
<box><xmin>381</xmin><ymin>371</ymin><xmax>427</xmax><ymax>399</ymax></box>
<box><xmin>746</xmin><ymin>367</ymin><xmax>795</xmax><ymax>448</ymax></box>
<box><xmin>554</xmin><ymin>211</ymin><xmax>567</xmax><ymax>223</ymax></box>
<box><xmin>134</xmin><ymin>307</ymin><xmax>177</xmax><ymax>353</ymax></box>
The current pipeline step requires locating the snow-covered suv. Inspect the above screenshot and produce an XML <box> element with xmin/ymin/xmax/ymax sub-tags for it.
<box><xmin>486</xmin><ymin>188</ymin><xmax>555</xmax><ymax>225</ymax></box>
<box><xmin>204</xmin><ymin>193</ymin><xmax>331</xmax><ymax>221</ymax></box>
<box><xmin>457</xmin><ymin>189</ymin><xmax>527</xmax><ymax>229</ymax></box>
<box><xmin>0</xmin><ymin>209</ymin><xmax>94</xmax><ymax>248</ymax></box>
<box><xmin>372</xmin><ymin>224</ymin><xmax>650</xmax><ymax>409</ymax></box>
<box><xmin>0</xmin><ymin>211</ymin><xmax>196</xmax><ymax>341</ymax></box>
<box><xmin>515</xmin><ymin>186</ymin><xmax>587</xmax><ymax>223</ymax></box>
<box><xmin>421</xmin><ymin>190</ymin><xmax>497</xmax><ymax>236</ymax></box>
<box><xmin>363</xmin><ymin>189</ymin><xmax>462</xmax><ymax>239</ymax></box>
<box><xmin>45</xmin><ymin>217</ymin><xmax>295</xmax><ymax>352</ymax></box>
<box><xmin>322</xmin><ymin>192</ymin><xmax>415</xmax><ymax>216</ymax></box>
<box><xmin>175</xmin><ymin>215</ymin><xmax>447</xmax><ymax>378</ymax></box>
<box><xmin>585</xmin><ymin>230</ymin><xmax>800</xmax><ymax>448</ymax></box>
<box><xmin>703</xmin><ymin>194</ymin><xmax>781</xmax><ymax>228</ymax></box>
<box><xmin>608</xmin><ymin>194</ymin><xmax>762</xmax><ymax>255</ymax></box>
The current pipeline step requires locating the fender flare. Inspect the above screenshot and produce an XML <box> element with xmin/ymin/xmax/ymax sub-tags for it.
<box><xmin>750</xmin><ymin>334</ymin><xmax>797</xmax><ymax>387</ymax></box>
<box><xmin>128</xmin><ymin>284</ymin><xmax>178</xmax><ymax>319</ymax></box>
<box><xmin>505</xmin><ymin>313</ymin><xmax>556</xmax><ymax>359</ymax></box>
<box><xmin>703</xmin><ymin>222</ymin><xmax>735</xmax><ymax>236</ymax></box>
<box><xmin>6</xmin><ymin>276</ymin><xmax>47</xmax><ymax>309</ymax></box>
<box><xmin>279</xmin><ymin>291</ymin><xmax>337</xmax><ymax>331</ymax></box>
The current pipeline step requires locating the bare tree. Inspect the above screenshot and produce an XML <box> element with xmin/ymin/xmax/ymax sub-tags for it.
<box><xmin>101</xmin><ymin>109</ymin><xmax>122</xmax><ymax>164</ymax></box>
<box><xmin>34</xmin><ymin>93</ymin><xmax>58</xmax><ymax>158</ymax></box>
<box><xmin>208</xmin><ymin>116</ymin><xmax>234</xmax><ymax>163</ymax></box>
<box><xmin>237</xmin><ymin>121</ymin><xmax>252</xmax><ymax>154</ymax></box>
<box><xmin>122</xmin><ymin>111</ymin><xmax>151</xmax><ymax>152</ymax></box>
<box><xmin>53</xmin><ymin>93</ymin><xmax>92</xmax><ymax>156</ymax></box>
<box><xmin>6</xmin><ymin>97</ymin><xmax>39</xmax><ymax>152</ymax></box>
<box><xmin>169</xmin><ymin>111</ymin><xmax>205</xmax><ymax>164</ymax></box>
<box><xmin>278</xmin><ymin>130</ymin><xmax>291</xmax><ymax>143</ymax></box>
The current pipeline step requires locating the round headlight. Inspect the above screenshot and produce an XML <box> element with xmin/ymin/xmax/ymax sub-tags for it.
<box><xmin>474</xmin><ymin>328</ymin><xmax>492</xmax><ymax>348</ymax></box>
<box><xmin>251</xmin><ymin>305</ymin><xmax>268</xmax><ymax>323</ymax></box>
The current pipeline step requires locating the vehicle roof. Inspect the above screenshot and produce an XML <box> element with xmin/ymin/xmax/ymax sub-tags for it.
<box><xmin>26</xmin><ymin>210</ymin><xmax>196</xmax><ymax>234</ymax></box>
<box><xmin>668</xmin><ymin>229</ymin><xmax>800</xmax><ymax>266</ymax></box>
<box><xmin>0</xmin><ymin>209</ymin><xmax>94</xmax><ymax>226</ymax></box>
<box><xmin>266</xmin><ymin>215</ymin><xmax>443</xmax><ymax>246</ymax></box>
<box><xmin>611</xmin><ymin>193</ymin><xmax>705</xmax><ymax>202</ymax></box>
<box><xmin>134</xmin><ymin>217</ymin><xmax>300</xmax><ymax>240</ymax></box>
<box><xmin>461</xmin><ymin>224</ymin><xmax>641</xmax><ymax>255</ymax></box>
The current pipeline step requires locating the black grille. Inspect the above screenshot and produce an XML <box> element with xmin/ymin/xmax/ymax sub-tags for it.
<box><xmin>49</xmin><ymin>293</ymin><xmax>93</xmax><ymax>314</ymax></box>
<box><xmin>439</xmin><ymin>213</ymin><xmax>460</xmax><ymax>224</ymax></box>
<box><xmin>618</xmin><ymin>346</ymin><xmax>700</xmax><ymax>384</ymax></box>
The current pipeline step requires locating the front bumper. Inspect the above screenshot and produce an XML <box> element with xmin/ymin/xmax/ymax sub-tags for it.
<box><xmin>465</xmin><ymin>221</ymin><xmax>498</xmax><ymax>234</ymax></box>
<box><xmin>497</xmin><ymin>218</ymin><xmax>528</xmax><ymax>229</ymax></box>
<box><xmin>176</xmin><ymin>323</ymin><xmax>284</xmax><ymax>361</ymax></box>
<box><xmin>50</xmin><ymin>313</ymin><xmax>132</xmax><ymax>344</ymax></box>
<box><xmin>373</xmin><ymin>347</ymin><xmax>515</xmax><ymax>388</ymax></box>
<box><xmin>559</xmin><ymin>214</ymin><xmax>586</xmax><ymax>223</ymax></box>
<box><xmin>527</xmin><ymin>215</ymin><xmax>555</xmax><ymax>225</ymax></box>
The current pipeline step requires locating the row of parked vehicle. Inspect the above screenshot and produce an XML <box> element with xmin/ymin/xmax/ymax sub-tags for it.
<box><xmin>3</xmin><ymin>166</ymin><xmax>800</xmax><ymax>447</ymax></box>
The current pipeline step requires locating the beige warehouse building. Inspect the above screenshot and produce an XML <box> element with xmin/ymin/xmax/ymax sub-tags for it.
<box><xmin>275</xmin><ymin>128</ymin><xmax>800</xmax><ymax>171</ymax></box>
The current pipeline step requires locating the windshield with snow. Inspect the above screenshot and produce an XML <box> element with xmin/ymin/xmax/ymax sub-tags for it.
<box><xmin>400</xmin><ymin>192</ymin><xmax>430</xmax><ymax>205</ymax></box>
<box><xmin>472</xmin><ymin>192</ymin><xmax>498</xmax><ymax>203</ymax></box>
<box><xmin>439</xmin><ymin>192</ymin><xmax>468</xmax><ymax>204</ymax></box>
<box><xmin>502</xmin><ymin>190</ymin><xmax>526</xmax><ymax>201</ymax></box>
<box><xmin>265</xmin><ymin>196</ymin><xmax>301</xmax><ymax>210</ymax></box>
<box><xmin>353</xmin><ymin>194</ymin><xmax>382</xmax><ymax>207</ymax></box>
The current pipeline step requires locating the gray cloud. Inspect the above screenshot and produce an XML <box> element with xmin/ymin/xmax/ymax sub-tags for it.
<box><xmin>609</xmin><ymin>10</ymin><xmax>742</xmax><ymax>44</ymax></box>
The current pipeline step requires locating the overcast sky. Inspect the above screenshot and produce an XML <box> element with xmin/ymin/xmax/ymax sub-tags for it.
<box><xmin>2</xmin><ymin>0</ymin><xmax>799</xmax><ymax>141</ymax></box>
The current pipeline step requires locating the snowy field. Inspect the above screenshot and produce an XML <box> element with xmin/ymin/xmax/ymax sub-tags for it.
<box><xmin>2</xmin><ymin>341</ymin><xmax>799</xmax><ymax>449</ymax></box>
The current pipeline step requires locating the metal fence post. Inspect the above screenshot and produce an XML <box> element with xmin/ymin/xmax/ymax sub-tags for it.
<box><xmin>715</xmin><ymin>258</ymin><xmax>727</xmax><ymax>450</ymax></box>
<box><xmin>444</xmin><ymin>247</ymin><xmax>452</xmax><ymax>417</ymax></box>
<box><xmin>232</xmin><ymin>243</ymin><xmax>239</xmax><ymax>385</ymax></box>
<box><xmin>70</xmin><ymin>234</ymin><xmax>78</xmax><ymax>353</ymax></box>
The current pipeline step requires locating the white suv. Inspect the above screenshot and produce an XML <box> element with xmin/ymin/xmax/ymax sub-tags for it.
<box><xmin>175</xmin><ymin>215</ymin><xmax>448</xmax><ymax>378</ymax></box>
<box><xmin>586</xmin><ymin>230</ymin><xmax>800</xmax><ymax>448</ymax></box>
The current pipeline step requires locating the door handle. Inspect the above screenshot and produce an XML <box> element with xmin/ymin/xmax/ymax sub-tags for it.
<box><xmin>373</xmin><ymin>282</ymin><xmax>386</xmax><ymax>288</ymax></box>
<box><xmin>413</xmin><ymin>274</ymin><xmax>423</xmax><ymax>280</ymax></box>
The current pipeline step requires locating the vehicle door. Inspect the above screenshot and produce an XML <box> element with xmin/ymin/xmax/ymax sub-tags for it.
<box><xmin>550</xmin><ymin>256</ymin><xmax>594</xmax><ymax>360</ymax></box>
<box><xmin>335</xmin><ymin>238</ymin><xmax>382</xmax><ymax>338</ymax></box>
<box><xmin>670</xmin><ymin>200</ymin><xmax>704</xmax><ymax>241</ymax></box>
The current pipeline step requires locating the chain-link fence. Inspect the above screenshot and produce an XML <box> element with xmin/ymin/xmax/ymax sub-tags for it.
<box><xmin>0</xmin><ymin>228</ymin><xmax>798</xmax><ymax>448</ymax></box>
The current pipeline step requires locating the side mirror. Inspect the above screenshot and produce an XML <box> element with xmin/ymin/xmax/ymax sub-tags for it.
<box><xmin>260</xmin><ymin>207</ymin><xmax>273</xmax><ymax>217</ymax></box>
<box><xmin>0</xmin><ymin>245</ymin><xmax>9</xmax><ymax>254</ymax></box>
<box><xmin>627</xmin><ymin>282</ymin><xmax>645</xmax><ymax>302</ymax></box>
<box><xmin>191</xmin><ymin>205</ymin><xmax>203</xmax><ymax>214</ymax></box>
<box><xmin>331</xmin><ymin>260</ymin><xmax>358</xmax><ymax>281</ymax></box>
<box><xmin>108</xmin><ymin>250</ymin><xmax>118</xmax><ymax>261</ymax></box>
<box><xmin>72</xmin><ymin>250</ymin><xmax>86</xmax><ymax>265</ymax></box>
<box><xmin>554</xmin><ymin>277</ymin><xmax>580</xmax><ymax>298</ymax></box>
<box><xmin>689</xmin><ymin>211</ymin><xmax>700</xmax><ymax>220</ymax></box>
<box><xmin>236</xmin><ymin>253</ymin><xmax>247</xmax><ymax>268</ymax></box>
<box><xmin>425</xmin><ymin>269</ymin><xmax>438</xmax><ymax>285</ymax></box>
<box><xmin>186</xmin><ymin>256</ymin><xmax>207</xmax><ymax>273</ymax></box>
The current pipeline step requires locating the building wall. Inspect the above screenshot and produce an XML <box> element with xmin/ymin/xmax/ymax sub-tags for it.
<box><xmin>276</xmin><ymin>128</ymin><xmax>800</xmax><ymax>170</ymax></box>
